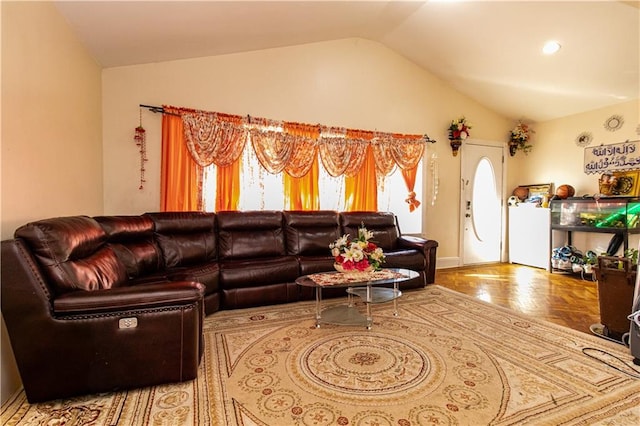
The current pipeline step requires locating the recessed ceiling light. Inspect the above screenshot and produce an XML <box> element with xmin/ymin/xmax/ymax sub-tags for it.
<box><xmin>542</xmin><ymin>40</ymin><xmax>561</xmax><ymax>55</ymax></box>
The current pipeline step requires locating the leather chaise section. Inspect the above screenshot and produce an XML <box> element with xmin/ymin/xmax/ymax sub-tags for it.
<box><xmin>1</xmin><ymin>239</ymin><xmax>205</xmax><ymax>403</ymax></box>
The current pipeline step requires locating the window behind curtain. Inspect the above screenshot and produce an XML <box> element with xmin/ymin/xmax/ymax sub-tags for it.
<box><xmin>202</xmin><ymin>149</ymin><xmax>422</xmax><ymax>234</ymax></box>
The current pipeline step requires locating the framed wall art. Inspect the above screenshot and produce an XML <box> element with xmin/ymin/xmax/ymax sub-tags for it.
<box><xmin>602</xmin><ymin>170</ymin><xmax>640</xmax><ymax>196</ymax></box>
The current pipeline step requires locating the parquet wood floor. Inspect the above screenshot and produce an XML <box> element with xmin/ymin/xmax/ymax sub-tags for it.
<box><xmin>435</xmin><ymin>263</ymin><xmax>602</xmax><ymax>335</ymax></box>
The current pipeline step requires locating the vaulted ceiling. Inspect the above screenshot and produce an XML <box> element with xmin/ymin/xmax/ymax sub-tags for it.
<box><xmin>54</xmin><ymin>1</ymin><xmax>639</xmax><ymax>122</ymax></box>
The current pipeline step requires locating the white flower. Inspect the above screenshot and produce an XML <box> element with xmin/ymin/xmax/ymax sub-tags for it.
<box><xmin>359</xmin><ymin>227</ymin><xmax>374</xmax><ymax>241</ymax></box>
<box><xmin>371</xmin><ymin>247</ymin><xmax>385</xmax><ymax>261</ymax></box>
<box><xmin>329</xmin><ymin>234</ymin><xmax>349</xmax><ymax>249</ymax></box>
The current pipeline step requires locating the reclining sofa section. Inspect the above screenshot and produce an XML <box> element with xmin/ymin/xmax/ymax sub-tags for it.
<box><xmin>1</xmin><ymin>210</ymin><xmax>437</xmax><ymax>402</ymax></box>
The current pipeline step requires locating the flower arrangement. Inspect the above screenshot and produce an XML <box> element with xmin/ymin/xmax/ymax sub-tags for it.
<box><xmin>448</xmin><ymin>117</ymin><xmax>472</xmax><ymax>140</ymax></box>
<box><xmin>330</xmin><ymin>225</ymin><xmax>385</xmax><ymax>272</ymax></box>
<box><xmin>509</xmin><ymin>121</ymin><xmax>534</xmax><ymax>155</ymax></box>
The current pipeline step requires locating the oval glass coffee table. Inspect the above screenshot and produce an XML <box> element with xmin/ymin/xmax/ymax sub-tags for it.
<box><xmin>295</xmin><ymin>268</ymin><xmax>418</xmax><ymax>329</ymax></box>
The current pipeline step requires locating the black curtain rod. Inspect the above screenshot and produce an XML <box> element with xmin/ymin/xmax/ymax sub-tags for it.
<box><xmin>140</xmin><ymin>104</ymin><xmax>436</xmax><ymax>143</ymax></box>
<box><xmin>139</xmin><ymin>104</ymin><xmax>180</xmax><ymax>116</ymax></box>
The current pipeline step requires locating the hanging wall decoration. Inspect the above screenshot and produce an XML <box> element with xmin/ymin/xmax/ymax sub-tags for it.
<box><xmin>575</xmin><ymin>131</ymin><xmax>593</xmax><ymax>147</ymax></box>
<box><xmin>508</xmin><ymin>121</ymin><xmax>535</xmax><ymax>156</ymax></box>
<box><xmin>133</xmin><ymin>108</ymin><xmax>147</xmax><ymax>189</ymax></box>
<box><xmin>448</xmin><ymin>116</ymin><xmax>472</xmax><ymax>156</ymax></box>
<box><xmin>604</xmin><ymin>115</ymin><xmax>624</xmax><ymax>132</ymax></box>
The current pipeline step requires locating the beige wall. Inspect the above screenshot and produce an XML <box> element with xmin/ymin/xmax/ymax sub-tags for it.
<box><xmin>1</xmin><ymin>1</ymin><xmax>103</xmax><ymax>404</ymax></box>
<box><xmin>102</xmin><ymin>38</ymin><xmax>511</xmax><ymax>261</ymax></box>
<box><xmin>508</xmin><ymin>100</ymin><xmax>640</xmax><ymax>194</ymax></box>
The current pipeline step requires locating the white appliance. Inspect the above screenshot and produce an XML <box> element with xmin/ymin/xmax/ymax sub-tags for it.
<box><xmin>508</xmin><ymin>205</ymin><xmax>550</xmax><ymax>270</ymax></box>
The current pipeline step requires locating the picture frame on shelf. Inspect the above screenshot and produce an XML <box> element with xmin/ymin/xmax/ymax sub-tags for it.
<box><xmin>607</xmin><ymin>170</ymin><xmax>640</xmax><ymax>196</ymax></box>
<box><xmin>516</xmin><ymin>183</ymin><xmax>553</xmax><ymax>206</ymax></box>
<box><xmin>525</xmin><ymin>183</ymin><xmax>553</xmax><ymax>199</ymax></box>
<box><xmin>513</xmin><ymin>183</ymin><xmax>553</xmax><ymax>207</ymax></box>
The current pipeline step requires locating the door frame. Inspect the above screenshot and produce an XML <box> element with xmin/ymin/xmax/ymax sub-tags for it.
<box><xmin>458</xmin><ymin>139</ymin><xmax>509</xmax><ymax>266</ymax></box>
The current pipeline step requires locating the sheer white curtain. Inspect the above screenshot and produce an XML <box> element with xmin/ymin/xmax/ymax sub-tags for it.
<box><xmin>202</xmin><ymin>152</ymin><xmax>423</xmax><ymax>234</ymax></box>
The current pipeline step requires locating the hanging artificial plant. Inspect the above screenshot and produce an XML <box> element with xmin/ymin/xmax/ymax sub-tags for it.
<box><xmin>134</xmin><ymin>109</ymin><xmax>147</xmax><ymax>189</ymax></box>
<box><xmin>509</xmin><ymin>121</ymin><xmax>534</xmax><ymax>156</ymax></box>
<box><xmin>448</xmin><ymin>116</ymin><xmax>472</xmax><ymax>156</ymax></box>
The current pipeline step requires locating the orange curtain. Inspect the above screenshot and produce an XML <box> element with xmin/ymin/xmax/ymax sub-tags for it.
<box><xmin>216</xmin><ymin>158</ymin><xmax>241</xmax><ymax>211</ymax></box>
<box><xmin>160</xmin><ymin>108</ymin><xmax>201</xmax><ymax>211</ymax></box>
<box><xmin>284</xmin><ymin>157</ymin><xmax>319</xmax><ymax>210</ymax></box>
<box><xmin>344</xmin><ymin>145</ymin><xmax>377</xmax><ymax>211</ymax></box>
<box><xmin>283</xmin><ymin>122</ymin><xmax>320</xmax><ymax>210</ymax></box>
<box><xmin>401</xmin><ymin>166</ymin><xmax>421</xmax><ymax>212</ymax></box>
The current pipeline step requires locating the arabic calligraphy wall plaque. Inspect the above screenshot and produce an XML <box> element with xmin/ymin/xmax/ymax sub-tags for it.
<box><xmin>584</xmin><ymin>140</ymin><xmax>640</xmax><ymax>175</ymax></box>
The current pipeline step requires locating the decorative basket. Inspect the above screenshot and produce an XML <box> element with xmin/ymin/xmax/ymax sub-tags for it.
<box><xmin>334</xmin><ymin>263</ymin><xmax>374</xmax><ymax>279</ymax></box>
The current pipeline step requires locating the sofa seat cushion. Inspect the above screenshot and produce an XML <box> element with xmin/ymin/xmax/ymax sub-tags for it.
<box><xmin>220</xmin><ymin>256</ymin><xmax>299</xmax><ymax>289</ymax></box>
<box><xmin>222</xmin><ymin>283</ymin><xmax>299</xmax><ymax>310</ymax></box>
<box><xmin>296</xmin><ymin>256</ymin><xmax>336</xmax><ymax>276</ymax></box>
<box><xmin>167</xmin><ymin>262</ymin><xmax>220</xmax><ymax>295</ymax></box>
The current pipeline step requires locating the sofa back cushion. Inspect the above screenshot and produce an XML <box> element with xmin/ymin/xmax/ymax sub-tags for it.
<box><xmin>144</xmin><ymin>212</ymin><xmax>216</xmax><ymax>268</ymax></box>
<box><xmin>283</xmin><ymin>211</ymin><xmax>340</xmax><ymax>256</ymax></box>
<box><xmin>340</xmin><ymin>212</ymin><xmax>399</xmax><ymax>251</ymax></box>
<box><xmin>14</xmin><ymin>216</ymin><xmax>127</xmax><ymax>293</ymax></box>
<box><xmin>217</xmin><ymin>211</ymin><xmax>285</xmax><ymax>259</ymax></box>
<box><xmin>94</xmin><ymin>215</ymin><xmax>162</xmax><ymax>279</ymax></box>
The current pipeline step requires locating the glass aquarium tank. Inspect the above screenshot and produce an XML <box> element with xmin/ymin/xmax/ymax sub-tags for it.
<box><xmin>550</xmin><ymin>197</ymin><xmax>640</xmax><ymax>230</ymax></box>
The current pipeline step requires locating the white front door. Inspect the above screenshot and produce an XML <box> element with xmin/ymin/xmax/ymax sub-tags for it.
<box><xmin>461</xmin><ymin>142</ymin><xmax>504</xmax><ymax>265</ymax></box>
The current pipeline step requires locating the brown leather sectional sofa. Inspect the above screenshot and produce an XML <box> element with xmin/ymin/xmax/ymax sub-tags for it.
<box><xmin>1</xmin><ymin>210</ymin><xmax>438</xmax><ymax>402</ymax></box>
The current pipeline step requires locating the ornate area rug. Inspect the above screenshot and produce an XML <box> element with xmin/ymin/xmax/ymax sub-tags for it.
<box><xmin>3</xmin><ymin>286</ymin><xmax>639</xmax><ymax>425</ymax></box>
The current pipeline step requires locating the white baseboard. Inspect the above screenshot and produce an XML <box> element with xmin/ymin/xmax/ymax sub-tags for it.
<box><xmin>435</xmin><ymin>257</ymin><xmax>460</xmax><ymax>269</ymax></box>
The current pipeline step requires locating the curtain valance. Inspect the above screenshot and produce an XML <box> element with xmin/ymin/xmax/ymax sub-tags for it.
<box><xmin>182</xmin><ymin>110</ymin><xmax>247</xmax><ymax>167</ymax></box>
<box><xmin>167</xmin><ymin>105</ymin><xmax>428</xmax><ymax>178</ymax></box>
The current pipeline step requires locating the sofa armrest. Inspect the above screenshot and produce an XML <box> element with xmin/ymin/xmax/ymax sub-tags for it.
<box><xmin>398</xmin><ymin>235</ymin><xmax>438</xmax><ymax>254</ymax></box>
<box><xmin>398</xmin><ymin>236</ymin><xmax>439</xmax><ymax>284</ymax></box>
<box><xmin>53</xmin><ymin>281</ymin><xmax>205</xmax><ymax>315</ymax></box>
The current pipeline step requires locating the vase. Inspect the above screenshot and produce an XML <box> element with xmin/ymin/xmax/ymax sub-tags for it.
<box><xmin>449</xmin><ymin>139</ymin><xmax>462</xmax><ymax>156</ymax></box>
<box><xmin>508</xmin><ymin>142</ymin><xmax>518</xmax><ymax>156</ymax></box>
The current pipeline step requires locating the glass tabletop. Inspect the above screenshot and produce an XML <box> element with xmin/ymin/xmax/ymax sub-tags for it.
<box><xmin>295</xmin><ymin>268</ymin><xmax>418</xmax><ymax>288</ymax></box>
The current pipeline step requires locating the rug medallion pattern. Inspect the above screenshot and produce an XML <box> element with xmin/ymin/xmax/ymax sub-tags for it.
<box><xmin>2</xmin><ymin>286</ymin><xmax>639</xmax><ymax>425</ymax></box>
